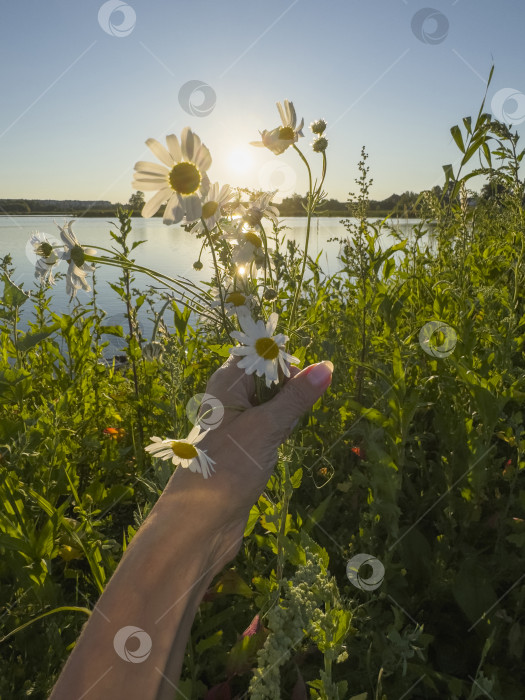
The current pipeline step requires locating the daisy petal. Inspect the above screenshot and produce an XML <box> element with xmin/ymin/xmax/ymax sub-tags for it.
<box><xmin>194</xmin><ymin>144</ymin><xmax>212</xmax><ymax>172</ymax></box>
<box><xmin>146</xmin><ymin>138</ymin><xmax>174</xmax><ymax>168</ymax></box>
<box><xmin>230</xmin><ymin>346</ymin><xmax>254</xmax><ymax>356</ymax></box>
<box><xmin>183</xmin><ymin>194</ymin><xmax>202</xmax><ymax>222</ymax></box>
<box><xmin>134</xmin><ymin>161</ymin><xmax>170</xmax><ymax>177</ymax></box>
<box><xmin>133</xmin><ymin>178</ymin><xmax>170</xmax><ymax>191</ymax></box>
<box><xmin>164</xmin><ymin>194</ymin><xmax>185</xmax><ymax>225</ymax></box>
<box><xmin>181</xmin><ymin>127</ymin><xmax>194</xmax><ymax>161</ymax></box>
<box><xmin>165</xmin><ymin>134</ymin><xmax>182</xmax><ymax>162</ymax></box>
<box><xmin>142</xmin><ymin>187</ymin><xmax>171</xmax><ymax>218</ymax></box>
<box><xmin>277</xmin><ymin>101</ymin><xmax>286</xmax><ymax>126</ymax></box>
<box><xmin>266</xmin><ymin>312</ymin><xmax>278</xmax><ymax>336</ymax></box>
<box><xmin>187</xmin><ymin>424</ymin><xmax>201</xmax><ymax>443</ymax></box>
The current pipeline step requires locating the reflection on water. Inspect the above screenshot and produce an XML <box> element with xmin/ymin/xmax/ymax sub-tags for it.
<box><xmin>0</xmin><ymin>215</ymin><xmax>428</xmax><ymax>344</ymax></box>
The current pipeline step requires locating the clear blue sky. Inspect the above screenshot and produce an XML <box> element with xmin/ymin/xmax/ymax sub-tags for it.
<box><xmin>1</xmin><ymin>0</ymin><xmax>524</xmax><ymax>204</ymax></box>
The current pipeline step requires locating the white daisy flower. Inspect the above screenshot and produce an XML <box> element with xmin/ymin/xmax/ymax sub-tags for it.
<box><xmin>210</xmin><ymin>286</ymin><xmax>255</xmax><ymax>318</ymax></box>
<box><xmin>250</xmin><ymin>100</ymin><xmax>304</xmax><ymax>155</ymax></box>
<box><xmin>229</xmin><ymin>312</ymin><xmax>299</xmax><ymax>388</ymax></box>
<box><xmin>235</xmin><ymin>232</ymin><xmax>267</xmax><ymax>268</ymax></box>
<box><xmin>223</xmin><ymin>227</ymin><xmax>268</xmax><ymax>269</ymax></box>
<box><xmin>191</xmin><ymin>182</ymin><xmax>238</xmax><ymax>235</ymax></box>
<box><xmin>144</xmin><ymin>425</ymin><xmax>216</xmax><ymax>479</ymax></box>
<box><xmin>55</xmin><ymin>220</ymin><xmax>97</xmax><ymax>300</ymax></box>
<box><xmin>133</xmin><ymin>128</ymin><xmax>211</xmax><ymax>225</ymax></box>
<box><xmin>30</xmin><ymin>231</ymin><xmax>60</xmax><ymax>285</ymax></box>
<box><xmin>242</xmin><ymin>191</ymin><xmax>280</xmax><ymax>227</ymax></box>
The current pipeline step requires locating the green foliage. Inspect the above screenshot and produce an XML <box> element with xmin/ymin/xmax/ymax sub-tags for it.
<box><xmin>2</xmin><ymin>89</ymin><xmax>525</xmax><ymax>699</ymax></box>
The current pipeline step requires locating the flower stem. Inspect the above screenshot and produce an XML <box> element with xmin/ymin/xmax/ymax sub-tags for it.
<box><xmin>82</xmin><ymin>246</ymin><xmax>209</xmax><ymax>302</ymax></box>
<box><xmin>288</xmin><ymin>145</ymin><xmax>314</xmax><ymax>333</ymax></box>
<box><xmin>201</xmin><ymin>223</ymin><xmax>234</xmax><ymax>343</ymax></box>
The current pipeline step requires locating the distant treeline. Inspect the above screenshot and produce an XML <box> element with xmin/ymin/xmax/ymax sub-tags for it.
<box><xmin>277</xmin><ymin>190</ymin><xmax>447</xmax><ymax>218</ymax></box>
<box><xmin>0</xmin><ymin>194</ymin><xmax>426</xmax><ymax>219</ymax></box>
<box><xmin>0</xmin><ymin>185</ymin><xmax>488</xmax><ymax>219</ymax></box>
<box><xmin>0</xmin><ymin>199</ymin><xmax>135</xmax><ymax>217</ymax></box>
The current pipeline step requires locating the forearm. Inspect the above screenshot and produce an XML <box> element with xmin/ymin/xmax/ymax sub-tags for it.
<box><xmin>50</xmin><ymin>468</ymin><xmax>247</xmax><ymax>700</ymax></box>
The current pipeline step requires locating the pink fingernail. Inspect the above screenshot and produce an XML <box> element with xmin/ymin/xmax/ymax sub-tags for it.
<box><xmin>305</xmin><ymin>361</ymin><xmax>333</xmax><ymax>388</ymax></box>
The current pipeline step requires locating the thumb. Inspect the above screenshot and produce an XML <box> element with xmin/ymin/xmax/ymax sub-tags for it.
<box><xmin>260</xmin><ymin>361</ymin><xmax>334</xmax><ymax>442</ymax></box>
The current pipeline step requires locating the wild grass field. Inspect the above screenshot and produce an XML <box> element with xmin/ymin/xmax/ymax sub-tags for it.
<box><xmin>1</xmin><ymin>94</ymin><xmax>525</xmax><ymax>699</ymax></box>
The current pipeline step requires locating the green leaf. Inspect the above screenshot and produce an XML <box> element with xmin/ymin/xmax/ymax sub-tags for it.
<box><xmin>34</xmin><ymin>517</ymin><xmax>55</xmax><ymax>558</ymax></box>
<box><xmin>243</xmin><ymin>504</ymin><xmax>260</xmax><ymax>537</ymax></box>
<box><xmin>99</xmin><ymin>324</ymin><xmax>124</xmax><ymax>337</ymax></box>
<box><xmin>303</xmin><ymin>494</ymin><xmax>332</xmax><ymax>534</ymax></box>
<box><xmin>0</xmin><ymin>418</ymin><xmax>24</xmax><ymax>442</ymax></box>
<box><xmin>207</xmin><ymin>343</ymin><xmax>231</xmax><ymax>358</ymax></box>
<box><xmin>290</xmin><ymin>467</ymin><xmax>303</xmax><ymax>489</ymax></box>
<box><xmin>452</xmin><ymin>559</ymin><xmax>497</xmax><ymax>624</ymax></box>
<box><xmin>108</xmin><ymin>283</ymin><xmax>125</xmax><ymax>299</ymax></box>
<box><xmin>1</xmin><ymin>274</ymin><xmax>30</xmax><ymax>308</ymax></box>
<box><xmin>17</xmin><ymin>324</ymin><xmax>60</xmax><ymax>352</ymax></box>
<box><xmin>291</xmin><ymin>345</ymin><xmax>307</xmax><ymax>368</ymax></box>
<box><xmin>442</xmin><ymin>164</ymin><xmax>454</xmax><ymax>182</ymax></box>
<box><xmin>214</xmin><ymin>569</ymin><xmax>253</xmax><ymax>597</ymax></box>
<box><xmin>99</xmin><ymin>484</ymin><xmax>134</xmax><ymax>511</ymax></box>
<box><xmin>463</xmin><ymin>116</ymin><xmax>472</xmax><ymax>135</ymax></box>
<box><xmin>451</xmin><ymin>125</ymin><xmax>465</xmax><ymax>153</ymax></box>
<box><xmin>195</xmin><ymin>629</ymin><xmax>223</xmax><ymax>654</ymax></box>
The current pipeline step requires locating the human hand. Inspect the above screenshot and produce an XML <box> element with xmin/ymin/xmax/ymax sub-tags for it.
<box><xmin>164</xmin><ymin>355</ymin><xmax>334</xmax><ymax>563</ymax></box>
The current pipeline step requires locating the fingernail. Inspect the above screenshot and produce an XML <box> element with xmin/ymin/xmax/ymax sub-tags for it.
<box><xmin>305</xmin><ymin>361</ymin><xmax>333</xmax><ymax>388</ymax></box>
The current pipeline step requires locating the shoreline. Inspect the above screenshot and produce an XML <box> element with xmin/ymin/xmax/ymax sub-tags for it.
<box><xmin>0</xmin><ymin>211</ymin><xmax>422</xmax><ymax>219</ymax></box>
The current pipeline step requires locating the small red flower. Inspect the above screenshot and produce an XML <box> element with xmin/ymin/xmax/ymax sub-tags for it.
<box><xmin>103</xmin><ymin>427</ymin><xmax>126</xmax><ymax>440</ymax></box>
<box><xmin>103</xmin><ymin>427</ymin><xmax>119</xmax><ymax>439</ymax></box>
<box><xmin>351</xmin><ymin>446</ymin><xmax>364</xmax><ymax>459</ymax></box>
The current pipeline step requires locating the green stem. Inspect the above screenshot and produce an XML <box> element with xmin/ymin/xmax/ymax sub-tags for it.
<box><xmin>82</xmin><ymin>246</ymin><xmax>209</xmax><ymax>301</ymax></box>
<box><xmin>202</xmin><ymin>222</ymin><xmax>234</xmax><ymax>343</ymax></box>
<box><xmin>85</xmin><ymin>256</ymin><xmax>216</xmax><ymax>321</ymax></box>
<box><xmin>257</xmin><ymin>222</ymin><xmax>274</xmax><ymax>289</ymax></box>
<box><xmin>288</xmin><ymin>144</ymin><xmax>326</xmax><ymax>331</ymax></box>
<box><xmin>275</xmin><ymin>459</ymin><xmax>291</xmax><ymax>592</ymax></box>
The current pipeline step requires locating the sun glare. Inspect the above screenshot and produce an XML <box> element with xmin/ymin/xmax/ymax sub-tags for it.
<box><xmin>227</xmin><ymin>147</ymin><xmax>254</xmax><ymax>175</ymax></box>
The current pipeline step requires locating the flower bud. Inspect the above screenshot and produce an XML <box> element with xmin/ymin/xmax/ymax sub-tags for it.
<box><xmin>193</xmin><ymin>260</ymin><xmax>203</xmax><ymax>270</ymax></box>
<box><xmin>310</xmin><ymin>119</ymin><xmax>327</xmax><ymax>135</ymax></box>
<box><xmin>263</xmin><ymin>287</ymin><xmax>277</xmax><ymax>301</ymax></box>
<box><xmin>312</xmin><ymin>137</ymin><xmax>328</xmax><ymax>153</ymax></box>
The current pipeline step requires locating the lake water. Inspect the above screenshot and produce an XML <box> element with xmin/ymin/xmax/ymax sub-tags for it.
<box><xmin>0</xmin><ymin>215</ymin><xmax>423</xmax><ymax>354</ymax></box>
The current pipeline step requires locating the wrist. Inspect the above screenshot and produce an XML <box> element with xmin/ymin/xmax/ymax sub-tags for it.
<box><xmin>158</xmin><ymin>466</ymin><xmax>249</xmax><ymax>570</ymax></box>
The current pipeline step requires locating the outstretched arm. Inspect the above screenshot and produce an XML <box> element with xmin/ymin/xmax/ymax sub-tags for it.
<box><xmin>50</xmin><ymin>357</ymin><xmax>333</xmax><ymax>700</ymax></box>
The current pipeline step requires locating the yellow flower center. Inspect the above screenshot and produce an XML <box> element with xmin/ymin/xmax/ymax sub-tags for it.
<box><xmin>171</xmin><ymin>441</ymin><xmax>198</xmax><ymax>460</ymax></box>
<box><xmin>202</xmin><ymin>201</ymin><xmax>218</xmax><ymax>219</ymax></box>
<box><xmin>70</xmin><ymin>245</ymin><xmax>85</xmax><ymax>267</ymax></box>
<box><xmin>36</xmin><ymin>242</ymin><xmax>53</xmax><ymax>258</ymax></box>
<box><xmin>169</xmin><ymin>162</ymin><xmax>201</xmax><ymax>195</ymax></box>
<box><xmin>279</xmin><ymin>126</ymin><xmax>295</xmax><ymax>140</ymax></box>
<box><xmin>244</xmin><ymin>231</ymin><xmax>262</xmax><ymax>248</ymax></box>
<box><xmin>255</xmin><ymin>337</ymin><xmax>279</xmax><ymax>360</ymax></box>
<box><xmin>225</xmin><ymin>291</ymin><xmax>247</xmax><ymax>307</ymax></box>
